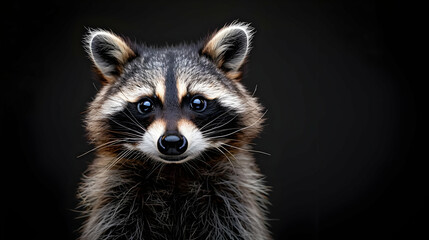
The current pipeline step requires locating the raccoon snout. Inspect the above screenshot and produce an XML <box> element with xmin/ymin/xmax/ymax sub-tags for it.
<box><xmin>157</xmin><ymin>132</ymin><xmax>188</xmax><ymax>155</ymax></box>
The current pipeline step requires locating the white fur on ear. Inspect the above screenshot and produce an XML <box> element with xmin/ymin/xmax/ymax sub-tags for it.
<box><xmin>85</xmin><ymin>29</ymin><xmax>135</xmax><ymax>82</ymax></box>
<box><xmin>202</xmin><ymin>22</ymin><xmax>254</xmax><ymax>74</ymax></box>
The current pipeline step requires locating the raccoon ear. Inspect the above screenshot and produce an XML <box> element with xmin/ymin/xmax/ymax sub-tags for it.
<box><xmin>201</xmin><ymin>22</ymin><xmax>253</xmax><ymax>80</ymax></box>
<box><xmin>85</xmin><ymin>29</ymin><xmax>136</xmax><ymax>83</ymax></box>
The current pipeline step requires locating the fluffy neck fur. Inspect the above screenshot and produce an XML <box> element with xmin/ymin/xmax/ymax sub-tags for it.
<box><xmin>78</xmin><ymin>149</ymin><xmax>270</xmax><ymax>240</ymax></box>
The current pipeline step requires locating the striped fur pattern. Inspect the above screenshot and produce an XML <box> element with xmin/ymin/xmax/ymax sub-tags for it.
<box><xmin>79</xmin><ymin>22</ymin><xmax>271</xmax><ymax>239</ymax></box>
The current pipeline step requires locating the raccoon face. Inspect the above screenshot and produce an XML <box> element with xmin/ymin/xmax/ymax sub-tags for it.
<box><xmin>85</xmin><ymin>23</ymin><xmax>263</xmax><ymax>164</ymax></box>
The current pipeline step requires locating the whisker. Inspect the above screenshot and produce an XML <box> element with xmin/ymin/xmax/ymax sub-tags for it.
<box><xmin>200</xmin><ymin>114</ymin><xmax>240</xmax><ymax>135</ymax></box>
<box><xmin>107</xmin><ymin>130</ymin><xmax>143</xmax><ymax>139</ymax></box>
<box><xmin>220</xmin><ymin>143</ymin><xmax>271</xmax><ymax>156</ymax></box>
<box><xmin>106</xmin><ymin>115</ymin><xmax>145</xmax><ymax>137</ymax></box>
<box><xmin>205</xmin><ymin>109</ymin><xmax>267</xmax><ymax>140</ymax></box>
<box><xmin>201</xmin><ymin>126</ymin><xmax>243</xmax><ymax>137</ymax></box>
<box><xmin>251</xmin><ymin>84</ymin><xmax>258</xmax><ymax>97</ymax></box>
<box><xmin>194</xmin><ymin>152</ymin><xmax>212</xmax><ymax>168</ymax></box>
<box><xmin>106</xmin><ymin>95</ymin><xmax>158</xmax><ymax>142</ymax></box>
<box><xmin>103</xmin><ymin>94</ymin><xmax>147</xmax><ymax>133</ymax></box>
<box><xmin>118</xmin><ymin>89</ymin><xmax>148</xmax><ymax>133</ymax></box>
<box><xmin>214</xmin><ymin>146</ymin><xmax>235</xmax><ymax>173</ymax></box>
<box><xmin>77</xmin><ymin>139</ymin><xmax>125</xmax><ymax>158</ymax></box>
<box><xmin>219</xmin><ymin>145</ymin><xmax>239</xmax><ymax>163</ymax></box>
<box><xmin>105</xmin><ymin>149</ymin><xmax>133</xmax><ymax>171</ymax></box>
<box><xmin>199</xmin><ymin>108</ymin><xmax>237</xmax><ymax>132</ymax></box>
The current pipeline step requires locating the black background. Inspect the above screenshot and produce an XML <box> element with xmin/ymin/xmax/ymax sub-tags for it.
<box><xmin>1</xmin><ymin>0</ymin><xmax>424</xmax><ymax>239</ymax></box>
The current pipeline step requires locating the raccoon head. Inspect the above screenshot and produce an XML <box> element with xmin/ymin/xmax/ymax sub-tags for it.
<box><xmin>85</xmin><ymin>23</ymin><xmax>264</xmax><ymax>164</ymax></box>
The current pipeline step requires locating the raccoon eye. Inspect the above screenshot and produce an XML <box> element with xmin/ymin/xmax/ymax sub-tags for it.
<box><xmin>137</xmin><ymin>98</ymin><xmax>154</xmax><ymax>113</ymax></box>
<box><xmin>190</xmin><ymin>96</ymin><xmax>207</xmax><ymax>112</ymax></box>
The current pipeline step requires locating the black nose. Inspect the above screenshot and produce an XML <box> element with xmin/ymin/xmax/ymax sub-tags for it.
<box><xmin>157</xmin><ymin>133</ymin><xmax>188</xmax><ymax>155</ymax></box>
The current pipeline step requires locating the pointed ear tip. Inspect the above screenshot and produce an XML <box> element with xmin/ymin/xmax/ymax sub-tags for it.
<box><xmin>85</xmin><ymin>29</ymin><xmax>125</xmax><ymax>48</ymax></box>
<box><xmin>84</xmin><ymin>29</ymin><xmax>103</xmax><ymax>51</ymax></box>
<box><xmin>85</xmin><ymin>29</ymin><xmax>112</xmax><ymax>44</ymax></box>
<box><xmin>226</xmin><ymin>22</ymin><xmax>255</xmax><ymax>38</ymax></box>
<box><xmin>83</xmin><ymin>29</ymin><xmax>125</xmax><ymax>58</ymax></box>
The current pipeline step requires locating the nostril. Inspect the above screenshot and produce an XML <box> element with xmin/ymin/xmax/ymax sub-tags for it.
<box><xmin>177</xmin><ymin>136</ymin><xmax>187</xmax><ymax>152</ymax></box>
<box><xmin>174</xmin><ymin>136</ymin><xmax>187</xmax><ymax>155</ymax></box>
<box><xmin>157</xmin><ymin>136</ymin><xmax>167</xmax><ymax>152</ymax></box>
<box><xmin>163</xmin><ymin>135</ymin><xmax>181</xmax><ymax>144</ymax></box>
<box><xmin>157</xmin><ymin>134</ymin><xmax>188</xmax><ymax>155</ymax></box>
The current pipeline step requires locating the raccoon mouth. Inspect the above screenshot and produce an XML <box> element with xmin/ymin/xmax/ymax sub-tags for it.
<box><xmin>159</xmin><ymin>155</ymin><xmax>188</xmax><ymax>162</ymax></box>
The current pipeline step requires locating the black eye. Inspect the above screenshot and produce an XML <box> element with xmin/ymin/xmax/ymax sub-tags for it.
<box><xmin>137</xmin><ymin>98</ymin><xmax>154</xmax><ymax>113</ymax></box>
<box><xmin>190</xmin><ymin>96</ymin><xmax>207</xmax><ymax>112</ymax></box>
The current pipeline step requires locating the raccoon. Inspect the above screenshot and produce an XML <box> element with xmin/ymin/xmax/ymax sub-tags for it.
<box><xmin>78</xmin><ymin>22</ymin><xmax>270</xmax><ymax>240</ymax></box>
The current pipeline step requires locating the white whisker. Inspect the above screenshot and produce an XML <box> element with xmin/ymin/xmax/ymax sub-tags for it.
<box><xmin>199</xmin><ymin>108</ymin><xmax>236</xmax><ymax>132</ymax></box>
<box><xmin>77</xmin><ymin>139</ymin><xmax>125</xmax><ymax>158</ymax></box>
<box><xmin>220</xmin><ymin>143</ymin><xmax>271</xmax><ymax>156</ymax></box>
<box><xmin>106</xmin><ymin>115</ymin><xmax>145</xmax><ymax>137</ymax></box>
<box><xmin>105</xmin><ymin>149</ymin><xmax>133</xmax><ymax>171</ymax></box>
<box><xmin>215</xmin><ymin>146</ymin><xmax>235</xmax><ymax>173</ymax></box>
<box><xmin>206</xmin><ymin>109</ymin><xmax>267</xmax><ymax>140</ymax></box>
<box><xmin>117</xmin><ymin>89</ymin><xmax>148</xmax><ymax>133</ymax></box>
<box><xmin>200</xmin><ymin>114</ymin><xmax>240</xmax><ymax>135</ymax></box>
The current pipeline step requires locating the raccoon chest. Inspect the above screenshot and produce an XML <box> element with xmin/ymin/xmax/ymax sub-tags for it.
<box><xmin>114</xmin><ymin>175</ymin><xmax>245</xmax><ymax>239</ymax></box>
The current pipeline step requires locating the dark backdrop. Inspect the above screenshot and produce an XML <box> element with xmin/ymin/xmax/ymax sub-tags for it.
<box><xmin>2</xmin><ymin>0</ymin><xmax>424</xmax><ymax>239</ymax></box>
